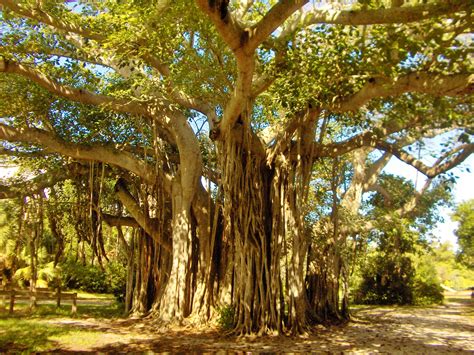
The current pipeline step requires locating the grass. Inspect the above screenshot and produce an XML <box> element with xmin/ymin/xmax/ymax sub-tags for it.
<box><xmin>0</xmin><ymin>293</ymin><xmax>124</xmax><ymax>352</ymax></box>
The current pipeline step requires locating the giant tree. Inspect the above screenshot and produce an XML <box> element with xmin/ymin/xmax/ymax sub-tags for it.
<box><xmin>0</xmin><ymin>0</ymin><xmax>472</xmax><ymax>334</ymax></box>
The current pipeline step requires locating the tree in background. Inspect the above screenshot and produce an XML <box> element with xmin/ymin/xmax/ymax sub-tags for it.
<box><xmin>354</xmin><ymin>174</ymin><xmax>450</xmax><ymax>305</ymax></box>
<box><xmin>0</xmin><ymin>0</ymin><xmax>472</xmax><ymax>334</ymax></box>
<box><xmin>452</xmin><ymin>199</ymin><xmax>474</xmax><ymax>269</ymax></box>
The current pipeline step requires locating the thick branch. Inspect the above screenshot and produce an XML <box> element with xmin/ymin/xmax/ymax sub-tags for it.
<box><xmin>114</xmin><ymin>178</ymin><xmax>171</xmax><ymax>252</ymax></box>
<box><xmin>0</xmin><ymin>59</ymin><xmax>150</xmax><ymax>117</ymax></box>
<box><xmin>0</xmin><ymin>123</ymin><xmax>168</xmax><ymax>187</ymax></box>
<box><xmin>248</xmin><ymin>0</ymin><xmax>308</xmax><ymax>51</ymax></box>
<box><xmin>195</xmin><ymin>0</ymin><xmax>244</xmax><ymax>52</ymax></box>
<box><xmin>313</xmin><ymin>115</ymin><xmax>423</xmax><ymax>159</ymax></box>
<box><xmin>0</xmin><ymin>0</ymin><xmax>104</xmax><ymax>41</ymax></box>
<box><xmin>331</xmin><ymin>72</ymin><xmax>474</xmax><ymax>113</ymax></box>
<box><xmin>0</xmin><ymin>162</ymin><xmax>89</xmax><ymax>199</ymax></box>
<box><xmin>301</xmin><ymin>1</ymin><xmax>470</xmax><ymax>27</ymax></box>
<box><xmin>377</xmin><ymin>142</ymin><xmax>474</xmax><ymax>178</ymax></box>
<box><xmin>102</xmin><ymin>213</ymin><xmax>140</xmax><ymax>229</ymax></box>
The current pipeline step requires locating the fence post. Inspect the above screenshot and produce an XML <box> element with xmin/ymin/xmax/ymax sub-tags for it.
<box><xmin>0</xmin><ymin>292</ymin><xmax>5</xmax><ymax>311</ymax></box>
<box><xmin>30</xmin><ymin>292</ymin><xmax>37</xmax><ymax>311</ymax></box>
<box><xmin>71</xmin><ymin>293</ymin><xmax>77</xmax><ymax>315</ymax></box>
<box><xmin>56</xmin><ymin>286</ymin><xmax>61</xmax><ymax>308</ymax></box>
<box><xmin>9</xmin><ymin>291</ymin><xmax>15</xmax><ymax>314</ymax></box>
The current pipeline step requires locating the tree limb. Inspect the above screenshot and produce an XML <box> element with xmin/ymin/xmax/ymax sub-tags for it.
<box><xmin>0</xmin><ymin>58</ymin><xmax>150</xmax><ymax>117</ymax></box>
<box><xmin>114</xmin><ymin>178</ymin><xmax>171</xmax><ymax>252</ymax></box>
<box><xmin>102</xmin><ymin>213</ymin><xmax>141</xmax><ymax>229</ymax></box>
<box><xmin>247</xmin><ymin>0</ymin><xmax>308</xmax><ymax>51</ymax></box>
<box><xmin>0</xmin><ymin>123</ymin><xmax>170</xmax><ymax>188</ymax></box>
<box><xmin>301</xmin><ymin>0</ymin><xmax>470</xmax><ymax>27</ymax></box>
<box><xmin>195</xmin><ymin>0</ymin><xmax>244</xmax><ymax>52</ymax></box>
<box><xmin>377</xmin><ymin>142</ymin><xmax>474</xmax><ymax>178</ymax></box>
<box><xmin>0</xmin><ymin>0</ymin><xmax>104</xmax><ymax>41</ymax></box>
<box><xmin>330</xmin><ymin>72</ymin><xmax>474</xmax><ymax>113</ymax></box>
<box><xmin>0</xmin><ymin>162</ymin><xmax>89</xmax><ymax>199</ymax></box>
<box><xmin>313</xmin><ymin>115</ymin><xmax>424</xmax><ymax>159</ymax></box>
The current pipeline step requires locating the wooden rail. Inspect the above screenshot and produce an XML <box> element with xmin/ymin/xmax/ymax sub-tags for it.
<box><xmin>0</xmin><ymin>288</ymin><xmax>77</xmax><ymax>314</ymax></box>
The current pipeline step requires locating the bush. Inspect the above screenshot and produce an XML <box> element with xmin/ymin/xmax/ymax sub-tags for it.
<box><xmin>217</xmin><ymin>305</ymin><xmax>235</xmax><ymax>330</ymax></box>
<box><xmin>354</xmin><ymin>251</ymin><xmax>445</xmax><ymax>306</ymax></box>
<box><xmin>413</xmin><ymin>279</ymin><xmax>444</xmax><ymax>305</ymax></box>
<box><xmin>60</xmin><ymin>259</ymin><xmax>126</xmax><ymax>300</ymax></box>
<box><xmin>354</xmin><ymin>255</ymin><xmax>414</xmax><ymax>305</ymax></box>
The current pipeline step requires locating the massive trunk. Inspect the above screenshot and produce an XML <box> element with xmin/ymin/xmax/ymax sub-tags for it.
<box><xmin>216</xmin><ymin>116</ymin><xmax>314</xmax><ymax>334</ymax></box>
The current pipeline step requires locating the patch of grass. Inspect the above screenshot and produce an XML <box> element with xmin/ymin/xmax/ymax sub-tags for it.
<box><xmin>0</xmin><ymin>317</ymin><xmax>109</xmax><ymax>352</ymax></box>
<box><xmin>0</xmin><ymin>293</ymin><xmax>124</xmax><ymax>352</ymax></box>
<box><xmin>0</xmin><ymin>295</ymin><xmax>124</xmax><ymax>319</ymax></box>
<box><xmin>0</xmin><ymin>318</ymin><xmax>68</xmax><ymax>352</ymax></box>
<box><xmin>75</xmin><ymin>291</ymin><xmax>114</xmax><ymax>299</ymax></box>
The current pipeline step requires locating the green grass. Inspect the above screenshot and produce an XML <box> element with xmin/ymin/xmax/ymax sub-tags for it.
<box><xmin>0</xmin><ymin>318</ymin><xmax>83</xmax><ymax>352</ymax></box>
<box><xmin>0</xmin><ymin>293</ymin><xmax>125</xmax><ymax>352</ymax></box>
<box><xmin>0</xmin><ymin>302</ymin><xmax>124</xmax><ymax>319</ymax></box>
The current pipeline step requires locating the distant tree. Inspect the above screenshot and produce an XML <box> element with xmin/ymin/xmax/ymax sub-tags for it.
<box><xmin>354</xmin><ymin>174</ymin><xmax>449</xmax><ymax>305</ymax></box>
<box><xmin>452</xmin><ymin>199</ymin><xmax>474</xmax><ymax>269</ymax></box>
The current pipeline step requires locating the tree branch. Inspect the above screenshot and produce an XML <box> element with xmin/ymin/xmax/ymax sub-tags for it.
<box><xmin>0</xmin><ymin>58</ymin><xmax>150</xmax><ymax>117</ymax></box>
<box><xmin>247</xmin><ymin>0</ymin><xmax>308</xmax><ymax>51</ymax></box>
<box><xmin>313</xmin><ymin>115</ymin><xmax>424</xmax><ymax>159</ymax></box>
<box><xmin>301</xmin><ymin>0</ymin><xmax>470</xmax><ymax>27</ymax></box>
<box><xmin>330</xmin><ymin>72</ymin><xmax>474</xmax><ymax>113</ymax></box>
<box><xmin>114</xmin><ymin>178</ymin><xmax>171</xmax><ymax>252</ymax></box>
<box><xmin>0</xmin><ymin>162</ymin><xmax>89</xmax><ymax>199</ymax></box>
<box><xmin>0</xmin><ymin>0</ymin><xmax>104</xmax><ymax>41</ymax></box>
<box><xmin>102</xmin><ymin>213</ymin><xmax>141</xmax><ymax>229</ymax></box>
<box><xmin>377</xmin><ymin>142</ymin><xmax>474</xmax><ymax>178</ymax></box>
<box><xmin>195</xmin><ymin>0</ymin><xmax>244</xmax><ymax>52</ymax></box>
<box><xmin>0</xmin><ymin>123</ymin><xmax>170</xmax><ymax>188</ymax></box>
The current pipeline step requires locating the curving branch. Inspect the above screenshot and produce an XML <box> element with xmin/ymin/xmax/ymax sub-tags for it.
<box><xmin>114</xmin><ymin>178</ymin><xmax>171</xmax><ymax>252</ymax></box>
<box><xmin>0</xmin><ymin>0</ymin><xmax>104</xmax><ymax>41</ymax></box>
<box><xmin>313</xmin><ymin>115</ymin><xmax>424</xmax><ymax>159</ymax></box>
<box><xmin>195</xmin><ymin>0</ymin><xmax>244</xmax><ymax>52</ymax></box>
<box><xmin>0</xmin><ymin>123</ymin><xmax>171</xmax><ymax>188</ymax></box>
<box><xmin>300</xmin><ymin>0</ymin><xmax>470</xmax><ymax>27</ymax></box>
<box><xmin>330</xmin><ymin>72</ymin><xmax>474</xmax><ymax>113</ymax></box>
<box><xmin>376</xmin><ymin>141</ymin><xmax>474</xmax><ymax>178</ymax></box>
<box><xmin>0</xmin><ymin>59</ymin><xmax>150</xmax><ymax>117</ymax></box>
<box><xmin>102</xmin><ymin>213</ymin><xmax>140</xmax><ymax>229</ymax></box>
<box><xmin>0</xmin><ymin>162</ymin><xmax>88</xmax><ymax>199</ymax></box>
<box><xmin>247</xmin><ymin>0</ymin><xmax>308</xmax><ymax>51</ymax></box>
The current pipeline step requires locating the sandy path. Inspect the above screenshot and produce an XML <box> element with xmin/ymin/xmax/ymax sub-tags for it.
<box><xmin>43</xmin><ymin>295</ymin><xmax>473</xmax><ymax>353</ymax></box>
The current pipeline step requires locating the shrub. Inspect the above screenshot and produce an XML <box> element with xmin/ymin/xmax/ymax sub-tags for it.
<box><xmin>217</xmin><ymin>305</ymin><xmax>235</xmax><ymax>330</ymax></box>
<box><xmin>60</xmin><ymin>259</ymin><xmax>126</xmax><ymax>300</ymax></box>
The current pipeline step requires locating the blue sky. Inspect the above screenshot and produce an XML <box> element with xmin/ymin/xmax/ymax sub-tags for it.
<box><xmin>383</xmin><ymin>154</ymin><xmax>473</xmax><ymax>250</ymax></box>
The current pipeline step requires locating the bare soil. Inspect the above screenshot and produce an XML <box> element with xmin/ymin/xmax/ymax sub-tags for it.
<box><xmin>41</xmin><ymin>292</ymin><xmax>473</xmax><ymax>353</ymax></box>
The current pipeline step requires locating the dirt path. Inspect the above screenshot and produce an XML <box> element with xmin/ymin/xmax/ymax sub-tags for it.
<box><xmin>41</xmin><ymin>295</ymin><xmax>473</xmax><ymax>353</ymax></box>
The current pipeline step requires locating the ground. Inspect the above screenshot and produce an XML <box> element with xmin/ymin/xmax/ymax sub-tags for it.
<box><xmin>1</xmin><ymin>291</ymin><xmax>472</xmax><ymax>353</ymax></box>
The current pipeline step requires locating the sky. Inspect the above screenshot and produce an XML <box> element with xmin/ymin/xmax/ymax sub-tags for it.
<box><xmin>383</xmin><ymin>154</ymin><xmax>473</xmax><ymax>250</ymax></box>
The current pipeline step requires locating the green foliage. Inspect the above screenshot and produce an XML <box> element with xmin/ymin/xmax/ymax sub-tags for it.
<box><xmin>105</xmin><ymin>261</ymin><xmax>127</xmax><ymax>302</ymax></box>
<box><xmin>452</xmin><ymin>199</ymin><xmax>474</xmax><ymax>269</ymax></box>
<box><xmin>355</xmin><ymin>253</ymin><xmax>415</xmax><ymax>305</ymax></box>
<box><xmin>412</xmin><ymin>279</ymin><xmax>444</xmax><ymax>306</ymax></box>
<box><xmin>355</xmin><ymin>174</ymin><xmax>451</xmax><ymax>305</ymax></box>
<box><xmin>431</xmin><ymin>243</ymin><xmax>474</xmax><ymax>290</ymax></box>
<box><xmin>355</xmin><ymin>251</ymin><xmax>444</xmax><ymax>306</ymax></box>
<box><xmin>412</xmin><ymin>251</ymin><xmax>444</xmax><ymax>305</ymax></box>
<box><xmin>60</xmin><ymin>259</ymin><xmax>126</xmax><ymax>300</ymax></box>
<box><xmin>217</xmin><ymin>304</ymin><xmax>235</xmax><ymax>330</ymax></box>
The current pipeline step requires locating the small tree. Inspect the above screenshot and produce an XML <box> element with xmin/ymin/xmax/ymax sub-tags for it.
<box><xmin>452</xmin><ymin>199</ymin><xmax>474</xmax><ymax>269</ymax></box>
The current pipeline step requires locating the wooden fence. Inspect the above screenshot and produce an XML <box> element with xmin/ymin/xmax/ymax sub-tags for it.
<box><xmin>0</xmin><ymin>288</ymin><xmax>77</xmax><ymax>314</ymax></box>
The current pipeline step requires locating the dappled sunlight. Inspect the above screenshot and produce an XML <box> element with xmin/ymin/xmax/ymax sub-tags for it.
<box><xmin>1</xmin><ymin>294</ymin><xmax>472</xmax><ymax>352</ymax></box>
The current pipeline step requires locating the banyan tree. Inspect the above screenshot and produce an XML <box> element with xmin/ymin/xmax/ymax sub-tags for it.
<box><xmin>0</xmin><ymin>0</ymin><xmax>472</xmax><ymax>334</ymax></box>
